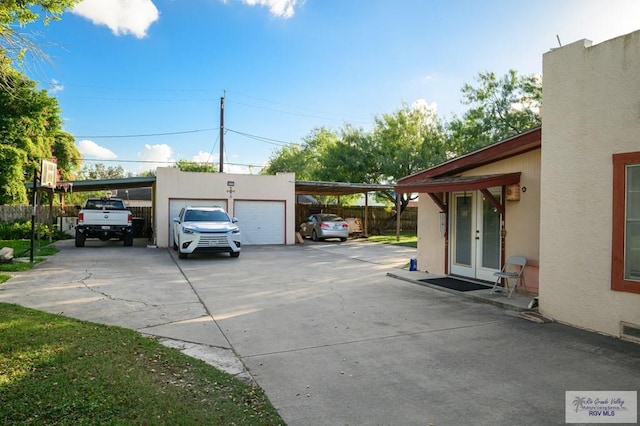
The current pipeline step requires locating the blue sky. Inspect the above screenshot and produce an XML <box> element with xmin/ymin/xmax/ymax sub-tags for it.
<box><xmin>26</xmin><ymin>0</ymin><xmax>640</xmax><ymax>174</ymax></box>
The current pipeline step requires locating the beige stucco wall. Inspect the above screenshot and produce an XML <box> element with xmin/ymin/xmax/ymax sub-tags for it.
<box><xmin>540</xmin><ymin>31</ymin><xmax>640</xmax><ymax>337</ymax></box>
<box><xmin>416</xmin><ymin>149</ymin><xmax>541</xmax><ymax>288</ymax></box>
<box><xmin>417</xmin><ymin>195</ymin><xmax>445</xmax><ymax>274</ymax></box>
<box><xmin>154</xmin><ymin>168</ymin><xmax>296</xmax><ymax>247</ymax></box>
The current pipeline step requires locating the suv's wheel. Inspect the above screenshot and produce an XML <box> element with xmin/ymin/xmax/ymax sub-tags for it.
<box><xmin>312</xmin><ymin>230</ymin><xmax>318</xmax><ymax>241</ymax></box>
<box><xmin>173</xmin><ymin>240</ymin><xmax>178</xmax><ymax>251</ymax></box>
<box><xmin>75</xmin><ymin>230</ymin><xmax>85</xmax><ymax>247</ymax></box>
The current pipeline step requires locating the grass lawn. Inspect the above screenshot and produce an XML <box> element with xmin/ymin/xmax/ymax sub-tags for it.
<box><xmin>0</xmin><ymin>240</ymin><xmax>59</xmax><ymax>283</ymax></box>
<box><xmin>365</xmin><ymin>232</ymin><xmax>417</xmax><ymax>248</ymax></box>
<box><xmin>0</xmin><ymin>303</ymin><xmax>284</xmax><ymax>425</ymax></box>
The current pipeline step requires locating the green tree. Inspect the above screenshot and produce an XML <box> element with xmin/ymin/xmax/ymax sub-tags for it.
<box><xmin>0</xmin><ymin>145</ymin><xmax>28</xmax><ymax>204</ymax></box>
<box><xmin>262</xmin><ymin>127</ymin><xmax>339</xmax><ymax>180</ymax></box>
<box><xmin>0</xmin><ymin>0</ymin><xmax>79</xmax><ymax>78</ymax></box>
<box><xmin>0</xmin><ymin>68</ymin><xmax>81</xmax><ymax>203</ymax></box>
<box><xmin>174</xmin><ymin>159</ymin><xmax>217</xmax><ymax>173</ymax></box>
<box><xmin>78</xmin><ymin>163</ymin><xmax>127</xmax><ymax>180</ymax></box>
<box><xmin>263</xmin><ymin>106</ymin><xmax>447</xmax><ymax>215</ymax></box>
<box><xmin>446</xmin><ymin>69</ymin><xmax>541</xmax><ymax>155</ymax></box>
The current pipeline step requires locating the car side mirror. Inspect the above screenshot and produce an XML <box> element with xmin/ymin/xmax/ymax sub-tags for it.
<box><xmin>232</xmin><ymin>217</ymin><xmax>238</xmax><ymax>223</ymax></box>
<box><xmin>172</xmin><ymin>217</ymin><xmax>180</xmax><ymax>223</ymax></box>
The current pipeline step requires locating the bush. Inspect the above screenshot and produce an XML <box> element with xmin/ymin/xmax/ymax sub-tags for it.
<box><xmin>0</xmin><ymin>220</ymin><xmax>67</xmax><ymax>240</ymax></box>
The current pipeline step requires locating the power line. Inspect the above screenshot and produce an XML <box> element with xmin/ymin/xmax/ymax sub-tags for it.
<box><xmin>76</xmin><ymin>128</ymin><xmax>219</xmax><ymax>139</ymax></box>
<box><xmin>79</xmin><ymin>157</ymin><xmax>267</xmax><ymax>168</ymax></box>
<box><xmin>226</xmin><ymin>128</ymin><xmax>300</xmax><ymax>146</ymax></box>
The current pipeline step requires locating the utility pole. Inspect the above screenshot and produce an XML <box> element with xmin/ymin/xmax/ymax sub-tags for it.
<box><xmin>219</xmin><ymin>93</ymin><xmax>225</xmax><ymax>173</ymax></box>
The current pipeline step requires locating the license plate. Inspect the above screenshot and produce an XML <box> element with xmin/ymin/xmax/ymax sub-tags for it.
<box><xmin>101</xmin><ymin>226</ymin><xmax>110</xmax><ymax>230</ymax></box>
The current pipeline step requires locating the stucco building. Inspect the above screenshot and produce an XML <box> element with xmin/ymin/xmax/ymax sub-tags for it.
<box><xmin>396</xmin><ymin>29</ymin><xmax>640</xmax><ymax>341</ymax></box>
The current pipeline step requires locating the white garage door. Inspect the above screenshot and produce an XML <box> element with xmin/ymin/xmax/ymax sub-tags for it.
<box><xmin>234</xmin><ymin>201</ymin><xmax>285</xmax><ymax>245</ymax></box>
<box><xmin>168</xmin><ymin>199</ymin><xmax>227</xmax><ymax>246</ymax></box>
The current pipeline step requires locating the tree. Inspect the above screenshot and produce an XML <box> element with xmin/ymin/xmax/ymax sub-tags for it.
<box><xmin>78</xmin><ymin>163</ymin><xmax>127</xmax><ymax>180</ymax></box>
<box><xmin>446</xmin><ymin>69</ymin><xmax>541</xmax><ymax>155</ymax></box>
<box><xmin>262</xmin><ymin>127</ymin><xmax>339</xmax><ymax>180</ymax></box>
<box><xmin>0</xmin><ymin>145</ymin><xmax>28</xmax><ymax>204</ymax></box>
<box><xmin>0</xmin><ymin>68</ymin><xmax>81</xmax><ymax>203</ymax></box>
<box><xmin>263</xmin><ymin>105</ymin><xmax>447</xmax><ymax>216</ymax></box>
<box><xmin>0</xmin><ymin>0</ymin><xmax>79</xmax><ymax>82</ymax></box>
<box><xmin>174</xmin><ymin>159</ymin><xmax>217</xmax><ymax>173</ymax></box>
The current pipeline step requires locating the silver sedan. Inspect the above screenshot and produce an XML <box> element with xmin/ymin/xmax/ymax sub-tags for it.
<box><xmin>299</xmin><ymin>214</ymin><xmax>349</xmax><ymax>242</ymax></box>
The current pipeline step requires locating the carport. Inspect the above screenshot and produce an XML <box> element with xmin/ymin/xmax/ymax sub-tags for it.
<box><xmin>27</xmin><ymin>176</ymin><xmax>157</xmax><ymax>239</ymax></box>
<box><xmin>32</xmin><ymin>175</ymin><xmax>395</xmax><ymax>245</ymax></box>
<box><xmin>294</xmin><ymin>180</ymin><xmax>394</xmax><ymax>237</ymax></box>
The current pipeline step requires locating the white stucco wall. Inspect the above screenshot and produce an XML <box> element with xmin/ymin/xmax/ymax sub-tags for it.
<box><xmin>540</xmin><ymin>31</ymin><xmax>640</xmax><ymax>337</ymax></box>
<box><xmin>154</xmin><ymin>168</ymin><xmax>296</xmax><ymax>247</ymax></box>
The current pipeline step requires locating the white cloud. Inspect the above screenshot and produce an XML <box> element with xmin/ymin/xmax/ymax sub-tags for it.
<box><xmin>239</xmin><ymin>0</ymin><xmax>301</xmax><ymax>19</ymax></box>
<box><xmin>49</xmin><ymin>79</ymin><xmax>64</xmax><ymax>94</ymax></box>
<box><xmin>76</xmin><ymin>140</ymin><xmax>118</xmax><ymax>159</ymax></box>
<box><xmin>71</xmin><ymin>0</ymin><xmax>160</xmax><ymax>38</ymax></box>
<box><xmin>138</xmin><ymin>143</ymin><xmax>174</xmax><ymax>171</ymax></box>
<box><xmin>192</xmin><ymin>151</ymin><xmax>215</xmax><ymax>164</ymax></box>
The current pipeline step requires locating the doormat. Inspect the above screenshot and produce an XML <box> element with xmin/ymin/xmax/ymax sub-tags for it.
<box><xmin>419</xmin><ymin>277</ymin><xmax>492</xmax><ymax>292</ymax></box>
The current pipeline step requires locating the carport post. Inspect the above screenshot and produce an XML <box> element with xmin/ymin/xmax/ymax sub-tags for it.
<box><xmin>364</xmin><ymin>191</ymin><xmax>369</xmax><ymax>237</ymax></box>
<box><xmin>396</xmin><ymin>192</ymin><xmax>401</xmax><ymax>241</ymax></box>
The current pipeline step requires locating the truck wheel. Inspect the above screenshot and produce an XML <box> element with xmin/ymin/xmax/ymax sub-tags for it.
<box><xmin>124</xmin><ymin>234</ymin><xmax>134</xmax><ymax>247</ymax></box>
<box><xmin>75</xmin><ymin>230</ymin><xmax>85</xmax><ymax>247</ymax></box>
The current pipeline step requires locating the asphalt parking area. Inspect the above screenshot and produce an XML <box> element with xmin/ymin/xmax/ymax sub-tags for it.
<box><xmin>1</xmin><ymin>239</ymin><xmax>639</xmax><ymax>425</ymax></box>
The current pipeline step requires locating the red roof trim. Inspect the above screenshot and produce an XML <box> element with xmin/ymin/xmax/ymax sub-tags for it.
<box><xmin>397</xmin><ymin>127</ymin><xmax>541</xmax><ymax>184</ymax></box>
<box><xmin>395</xmin><ymin>172</ymin><xmax>521</xmax><ymax>193</ymax></box>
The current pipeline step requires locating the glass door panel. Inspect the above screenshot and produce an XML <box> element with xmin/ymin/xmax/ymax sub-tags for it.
<box><xmin>450</xmin><ymin>193</ymin><xmax>475</xmax><ymax>278</ymax></box>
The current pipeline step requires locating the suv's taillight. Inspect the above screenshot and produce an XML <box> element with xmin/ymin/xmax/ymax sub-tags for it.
<box><xmin>78</xmin><ymin>212</ymin><xmax>84</xmax><ymax>224</ymax></box>
<box><xmin>128</xmin><ymin>213</ymin><xmax>132</xmax><ymax>225</ymax></box>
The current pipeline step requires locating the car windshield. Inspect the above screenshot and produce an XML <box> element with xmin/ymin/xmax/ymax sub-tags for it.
<box><xmin>318</xmin><ymin>214</ymin><xmax>343</xmax><ymax>222</ymax></box>
<box><xmin>184</xmin><ymin>210</ymin><xmax>230</xmax><ymax>222</ymax></box>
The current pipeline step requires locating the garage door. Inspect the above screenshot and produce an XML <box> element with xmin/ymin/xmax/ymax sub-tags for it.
<box><xmin>168</xmin><ymin>199</ymin><xmax>227</xmax><ymax>246</ymax></box>
<box><xmin>234</xmin><ymin>201</ymin><xmax>285</xmax><ymax>245</ymax></box>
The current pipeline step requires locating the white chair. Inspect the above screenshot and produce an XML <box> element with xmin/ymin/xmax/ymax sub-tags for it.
<box><xmin>491</xmin><ymin>256</ymin><xmax>527</xmax><ymax>298</ymax></box>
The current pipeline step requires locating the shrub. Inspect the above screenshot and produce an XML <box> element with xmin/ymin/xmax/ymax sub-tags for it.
<box><xmin>0</xmin><ymin>220</ymin><xmax>65</xmax><ymax>240</ymax></box>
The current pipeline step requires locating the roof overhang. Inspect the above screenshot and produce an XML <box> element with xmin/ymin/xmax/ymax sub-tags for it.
<box><xmin>397</xmin><ymin>127</ymin><xmax>541</xmax><ymax>185</ymax></box>
<box><xmin>395</xmin><ymin>172</ymin><xmax>521</xmax><ymax>194</ymax></box>
<box><xmin>295</xmin><ymin>180</ymin><xmax>393</xmax><ymax>196</ymax></box>
<box><xmin>27</xmin><ymin>176</ymin><xmax>157</xmax><ymax>193</ymax></box>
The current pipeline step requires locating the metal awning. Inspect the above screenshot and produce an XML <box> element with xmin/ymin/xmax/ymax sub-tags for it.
<box><xmin>295</xmin><ymin>180</ymin><xmax>393</xmax><ymax>195</ymax></box>
<box><xmin>394</xmin><ymin>172</ymin><xmax>521</xmax><ymax>194</ymax></box>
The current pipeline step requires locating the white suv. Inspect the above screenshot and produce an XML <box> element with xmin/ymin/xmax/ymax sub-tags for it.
<box><xmin>172</xmin><ymin>206</ymin><xmax>241</xmax><ymax>259</ymax></box>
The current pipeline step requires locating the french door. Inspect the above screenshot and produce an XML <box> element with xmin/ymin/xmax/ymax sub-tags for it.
<box><xmin>450</xmin><ymin>190</ymin><xmax>502</xmax><ymax>282</ymax></box>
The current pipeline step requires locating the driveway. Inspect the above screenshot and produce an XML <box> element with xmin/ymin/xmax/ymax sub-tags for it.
<box><xmin>1</xmin><ymin>239</ymin><xmax>639</xmax><ymax>425</ymax></box>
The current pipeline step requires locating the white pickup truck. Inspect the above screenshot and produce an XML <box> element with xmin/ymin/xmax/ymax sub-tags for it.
<box><xmin>75</xmin><ymin>197</ymin><xmax>134</xmax><ymax>247</ymax></box>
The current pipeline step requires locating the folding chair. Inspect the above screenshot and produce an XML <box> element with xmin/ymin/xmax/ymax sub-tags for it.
<box><xmin>491</xmin><ymin>256</ymin><xmax>527</xmax><ymax>298</ymax></box>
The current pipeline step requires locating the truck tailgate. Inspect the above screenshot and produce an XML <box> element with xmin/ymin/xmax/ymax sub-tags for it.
<box><xmin>81</xmin><ymin>210</ymin><xmax>130</xmax><ymax>226</ymax></box>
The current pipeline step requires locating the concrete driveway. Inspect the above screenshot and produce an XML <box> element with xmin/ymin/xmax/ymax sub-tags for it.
<box><xmin>1</xmin><ymin>239</ymin><xmax>639</xmax><ymax>425</ymax></box>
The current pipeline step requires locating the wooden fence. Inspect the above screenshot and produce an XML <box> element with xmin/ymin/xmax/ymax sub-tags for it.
<box><xmin>0</xmin><ymin>205</ymin><xmax>153</xmax><ymax>238</ymax></box>
<box><xmin>296</xmin><ymin>205</ymin><xmax>417</xmax><ymax>234</ymax></box>
<box><xmin>1</xmin><ymin>204</ymin><xmax>414</xmax><ymax>238</ymax></box>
